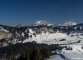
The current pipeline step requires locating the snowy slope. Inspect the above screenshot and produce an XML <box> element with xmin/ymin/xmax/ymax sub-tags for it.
<box><xmin>46</xmin><ymin>31</ymin><xmax>83</xmax><ymax>60</ymax></box>
<box><xmin>22</xmin><ymin>28</ymin><xmax>83</xmax><ymax>60</ymax></box>
<box><xmin>0</xmin><ymin>28</ymin><xmax>9</xmax><ymax>32</ymax></box>
<box><xmin>23</xmin><ymin>29</ymin><xmax>83</xmax><ymax>44</ymax></box>
<box><xmin>48</xmin><ymin>53</ymin><xmax>83</xmax><ymax>60</ymax></box>
<box><xmin>23</xmin><ymin>31</ymin><xmax>67</xmax><ymax>44</ymax></box>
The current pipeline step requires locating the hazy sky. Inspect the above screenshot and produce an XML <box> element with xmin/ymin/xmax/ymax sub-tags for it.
<box><xmin>0</xmin><ymin>0</ymin><xmax>83</xmax><ymax>26</ymax></box>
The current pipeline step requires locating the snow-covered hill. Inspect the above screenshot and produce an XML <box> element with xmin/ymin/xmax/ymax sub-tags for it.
<box><xmin>48</xmin><ymin>40</ymin><xmax>83</xmax><ymax>60</ymax></box>
<box><xmin>22</xmin><ymin>29</ymin><xmax>83</xmax><ymax>44</ymax></box>
<box><xmin>55</xmin><ymin>21</ymin><xmax>77</xmax><ymax>26</ymax></box>
<box><xmin>48</xmin><ymin>53</ymin><xmax>83</xmax><ymax>60</ymax></box>
<box><xmin>16</xmin><ymin>24</ymin><xmax>25</xmax><ymax>28</ymax></box>
<box><xmin>33</xmin><ymin>20</ymin><xmax>52</xmax><ymax>26</ymax></box>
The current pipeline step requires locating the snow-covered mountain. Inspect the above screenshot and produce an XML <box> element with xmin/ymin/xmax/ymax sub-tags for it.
<box><xmin>0</xmin><ymin>21</ymin><xmax>80</xmax><ymax>44</ymax></box>
<box><xmin>33</xmin><ymin>20</ymin><xmax>52</xmax><ymax>26</ymax></box>
<box><xmin>55</xmin><ymin>21</ymin><xmax>77</xmax><ymax>26</ymax></box>
<box><xmin>0</xmin><ymin>21</ymin><xmax>83</xmax><ymax>60</ymax></box>
<box><xmin>16</xmin><ymin>24</ymin><xmax>24</xmax><ymax>28</ymax></box>
<box><xmin>0</xmin><ymin>20</ymin><xmax>82</xmax><ymax>46</ymax></box>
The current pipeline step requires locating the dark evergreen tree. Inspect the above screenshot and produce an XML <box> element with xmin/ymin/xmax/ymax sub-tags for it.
<box><xmin>18</xmin><ymin>50</ymin><xmax>26</xmax><ymax>60</ymax></box>
<box><xmin>42</xmin><ymin>46</ymin><xmax>50</xmax><ymax>59</ymax></box>
<box><xmin>31</xmin><ymin>47</ymin><xmax>42</xmax><ymax>60</ymax></box>
<box><xmin>25</xmin><ymin>50</ymin><xmax>30</xmax><ymax>60</ymax></box>
<box><xmin>11</xmin><ymin>54</ymin><xmax>16</xmax><ymax>60</ymax></box>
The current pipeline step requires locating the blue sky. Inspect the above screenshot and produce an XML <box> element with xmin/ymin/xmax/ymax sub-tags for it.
<box><xmin>0</xmin><ymin>0</ymin><xmax>83</xmax><ymax>26</ymax></box>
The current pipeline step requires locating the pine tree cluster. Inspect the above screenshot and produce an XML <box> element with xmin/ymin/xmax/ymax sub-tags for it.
<box><xmin>11</xmin><ymin>46</ymin><xmax>50</xmax><ymax>60</ymax></box>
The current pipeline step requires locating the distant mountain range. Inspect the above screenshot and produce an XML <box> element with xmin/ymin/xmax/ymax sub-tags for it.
<box><xmin>16</xmin><ymin>20</ymin><xmax>77</xmax><ymax>27</ymax></box>
<box><xmin>0</xmin><ymin>20</ymin><xmax>83</xmax><ymax>47</ymax></box>
<box><xmin>0</xmin><ymin>20</ymin><xmax>83</xmax><ymax>59</ymax></box>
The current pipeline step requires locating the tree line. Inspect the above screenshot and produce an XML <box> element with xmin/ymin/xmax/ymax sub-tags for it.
<box><xmin>11</xmin><ymin>46</ymin><xmax>50</xmax><ymax>60</ymax></box>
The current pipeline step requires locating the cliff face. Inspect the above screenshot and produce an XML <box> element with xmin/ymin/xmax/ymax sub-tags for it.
<box><xmin>0</xmin><ymin>30</ymin><xmax>12</xmax><ymax>39</ymax></box>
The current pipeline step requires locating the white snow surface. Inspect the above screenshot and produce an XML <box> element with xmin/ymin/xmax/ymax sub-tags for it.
<box><xmin>45</xmin><ymin>31</ymin><xmax>83</xmax><ymax>60</ymax></box>
<box><xmin>23</xmin><ymin>30</ymin><xmax>83</xmax><ymax>44</ymax></box>
<box><xmin>0</xmin><ymin>28</ymin><xmax>9</xmax><ymax>32</ymax></box>
<box><xmin>48</xmin><ymin>53</ymin><xmax>83</xmax><ymax>60</ymax></box>
<box><xmin>23</xmin><ymin>32</ymin><xmax>67</xmax><ymax>44</ymax></box>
